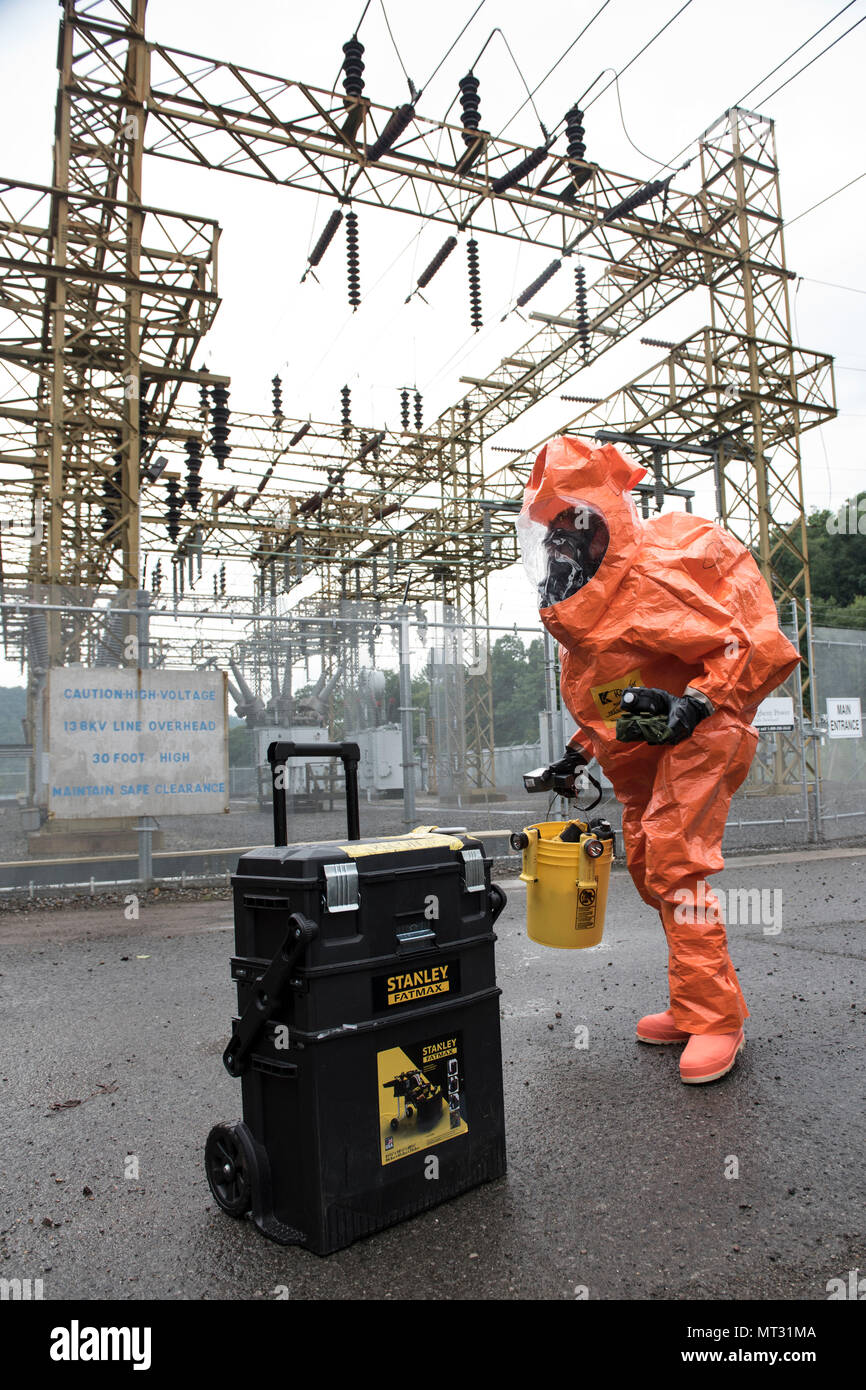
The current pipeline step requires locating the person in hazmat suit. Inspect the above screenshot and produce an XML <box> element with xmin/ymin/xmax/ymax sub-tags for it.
<box><xmin>518</xmin><ymin>436</ymin><xmax>800</xmax><ymax>1084</ymax></box>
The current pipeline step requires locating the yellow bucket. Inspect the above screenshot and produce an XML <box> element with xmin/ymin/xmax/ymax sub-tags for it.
<box><xmin>515</xmin><ymin>819</ymin><xmax>614</xmax><ymax>950</ymax></box>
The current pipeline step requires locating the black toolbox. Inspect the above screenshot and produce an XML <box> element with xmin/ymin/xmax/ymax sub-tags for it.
<box><xmin>205</xmin><ymin>739</ymin><xmax>507</xmax><ymax>1255</ymax></box>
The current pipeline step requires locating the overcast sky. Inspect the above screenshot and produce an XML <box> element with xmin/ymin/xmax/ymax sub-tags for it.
<box><xmin>1</xmin><ymin>0</ymin><xmax>864</xmax><ymax>638</ymax></box>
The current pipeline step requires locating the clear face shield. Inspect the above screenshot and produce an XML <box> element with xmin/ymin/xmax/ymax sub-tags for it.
<box><xmin>518</xmin><ymin>501</ymin><xmax>610</xmax><ymax>608</ymax></box>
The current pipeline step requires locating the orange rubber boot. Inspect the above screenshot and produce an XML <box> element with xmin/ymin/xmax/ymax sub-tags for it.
<box><xmin>636</xmin><ymin>1009</ymin><xmax>690</xmax><ymax>1044</ymax></box>
<box><xmin>679</xmin><ymin>1029</ymin><xmax>744</xmax><ymax>1084</ymax></box>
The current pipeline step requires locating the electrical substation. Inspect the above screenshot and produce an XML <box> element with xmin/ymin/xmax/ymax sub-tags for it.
<box><xmin>0</xmin><ymin>0</ymin><xmax>849</xmax><ymax>872</ymax></box>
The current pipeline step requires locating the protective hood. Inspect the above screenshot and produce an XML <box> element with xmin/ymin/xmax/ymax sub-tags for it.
<box><xmin>518</xmin><ymin>442</ymin><xmax>800</xmax><ymax>1040</ymax></box>
<box><xmin>518</xmin><ymin>436</ymin><xmax>647</xmax><ymax>641</ymax></box>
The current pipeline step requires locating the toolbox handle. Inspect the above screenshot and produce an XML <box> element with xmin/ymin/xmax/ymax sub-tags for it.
<box><xmin>267</xmin><ymin>740</ymin><xmax>361</xmax><ymax>845</ymax></box>
<box><xmin>223</xmin><ymin>912</ymin><xmax>318</xmax><ymax>1078</ymax></box>
<box><xmin>488</xmin><ymin>882</ymin><xmax>507</xmax><ymax>926</ymax></box>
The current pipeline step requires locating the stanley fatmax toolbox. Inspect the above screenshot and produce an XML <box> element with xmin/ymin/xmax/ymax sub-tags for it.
<box><xmin>204</xmin><ymin>739</ymin><xmax>507</xmax><ymax>1255</ymax></box>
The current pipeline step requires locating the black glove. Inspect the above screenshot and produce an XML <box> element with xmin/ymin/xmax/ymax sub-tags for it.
<box><xmin>617</xmin><ymin>687</ymin><xmax>712</xmax><ymax>746</ymax></box>
<box><xmin>545</xmin><ymin>744</ymin><xmax>590</xmax><ymax>794</ymax></box>
<box><xmin>523</xmin><ymin>744</ymin><xmax>588</xmax><ymax>794</ymax></box>
<box><xmin>552</xmin><ymin>744</ymin><xmax>589</xmax><ymax>775</ymax></box>
<box><xmin>666</xmin><ymin>694</ymin><xmax>711</xmax><ymax>744</ymax></box>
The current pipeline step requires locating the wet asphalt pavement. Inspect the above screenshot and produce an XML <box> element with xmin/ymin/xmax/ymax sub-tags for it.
<box><xmin>1</xmin><ymin>846</ymin><xmax>864</xmax><ymax>1303</ymax></box>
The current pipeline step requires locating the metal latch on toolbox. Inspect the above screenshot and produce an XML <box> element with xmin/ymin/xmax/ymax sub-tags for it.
<box><xmin>461</xmin><ymin>847</ymin><xmax>485</xmax><ymax>893</ymax></box>
<box><xmin>396</xmin><ymin>926</ymin><xmax>437</xmax><ymax>954</ymax></box>
<box><xmin>323</xmin><ymin>861</ymin><xmax>360</xmax><ymax>912</ymax></box>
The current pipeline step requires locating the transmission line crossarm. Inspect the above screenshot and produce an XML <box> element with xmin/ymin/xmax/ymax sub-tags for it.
<box><xmin>101</xmin><ymin>18</ymin><xmax>725</xmax><ymax>252</ymax></box>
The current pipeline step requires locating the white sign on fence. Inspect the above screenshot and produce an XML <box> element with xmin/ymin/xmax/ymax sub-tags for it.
<box><xmin>826</xmin><ymin>697</ymin><xmax>863</xmax><ymax>739</ymax></box>
<box><xmin>753</xmin><ymin>696</ymin><xmax>795</xmax><ymax>732</ymax></box>
<box><xmin>47</xmin><ymin>668</ymin><xmax>229</xmax><ymax>818</ymax></box>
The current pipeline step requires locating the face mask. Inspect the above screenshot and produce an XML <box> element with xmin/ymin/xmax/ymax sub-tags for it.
<box><xmin>539</xmin><ymin>548</ymin><xmax>588</xmax><ymax>606</ymax></box>
<box><xmin>518</xmin><ymin>499</ymin><xmax>610</xmax><ymax>608</ymax></box>
<box><xmin>539</xmin><ymin>522</ymin><xmax>596</xmax><ymax>604</ymax></box>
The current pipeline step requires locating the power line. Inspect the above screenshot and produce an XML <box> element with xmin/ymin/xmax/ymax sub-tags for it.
<box><xmin>418</xmin><ymin>1</ymin><xmax>487</xmax><ymax>98</ymax></box>
<box><xmin>354</xmin><ymin>0</ymin><xmax>374</xmax><ymax>37</ymax></box>
<box><xmin>787</xmin><ymin>170</ymin><xmax>866</xmax><ymax>226</ymax></box>
<box><xmin>610</xmin><ymin>71</ymin><xmax>684</xmax><ymax>170</ymax></box>
<box><xmin>440</xmin><ymin>0</ymin><xmax>865</xmax><ymax>438</ymax></box>
<box><xmin>580</xmin><ymin>0</ymin><xmax>697</xmax><ymax>116</ymax></box>
<box><xmin>439</xmin><ymin>26</ymin><xmax>551</xmax><ymax>140</ymax></box>
<box><xmin>757</xmin><ymin>11</ymin><xmax>866</xmax><ymax>107</ymax></box>
<box><xmin>733</xmin><ymin>0</ymin><xmax>859</xmax><ymax>107</ymax></box>
<box><xmin>800</xmin><ymin>276</ymin><xmax>866</xmax><ymax>296</ymax></box>
<box><xmin>378</xmin><ymin>0</ymin><xmax>489</xmax><ymax>102</ymax></box>
<box><xmin>488</xmin><ymin>28</ymin><xmax>551</xmax><ymax>141</ymax></box>
<box><xmin>349</xmin><ymin>0</ymin><xmax>698</xmax><ymax>334</ymax></box>
<box><xmin>499</xmin><ymin>0</ymin><xmax>614</xmax><ymax>137</ymax></box>
<box><xmin>641</xmin><ymin>5</ymin><xmax>866</xmax><ymax>188</ymax></box>
<box><xmin>527</xmin><ymin>0</ymin><xmax>701</xmax><ymax>184</ymax></box>
<box><xmin>379</xmin><ymin>1</ymin><xmax>417</xmax><ymax>99</ymax></box>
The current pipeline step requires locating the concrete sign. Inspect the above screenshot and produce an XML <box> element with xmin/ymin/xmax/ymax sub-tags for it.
<box><xmin>826</xmin><ymin>697</ymin><xmax>862</xmax><ymax>739</ymax></box>
<box><xmin>47</xmin><ymin>669</ymin><xmax>229</xmax><ymax>818</ymax></box>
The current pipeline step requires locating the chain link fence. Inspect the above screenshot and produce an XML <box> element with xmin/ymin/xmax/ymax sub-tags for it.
<box><xmin>0</xmin><ymin>585</ymin><xmax>863</xmax><ymax>895</ymax></box>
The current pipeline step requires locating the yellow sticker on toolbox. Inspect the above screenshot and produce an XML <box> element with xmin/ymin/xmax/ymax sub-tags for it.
<box><xmin>339</xmin><ymin>830</ymin><xmax>464</xmax><ymax>857</ymax></box>
<box><xmin>590</xmin><ymin>668</ymin><xmax>644</xmax><ymax>725</ymax></box>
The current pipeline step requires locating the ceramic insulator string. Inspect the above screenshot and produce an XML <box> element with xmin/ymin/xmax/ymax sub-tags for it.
<box><xmin>467</xmin><ymin>238</ymin><xmax>482</xmax><ymax>329</ymax></box>
<box><xmin>345</xmin><ymin>210</ymin><xmax>361</xmax><ymax>308</ymax></box>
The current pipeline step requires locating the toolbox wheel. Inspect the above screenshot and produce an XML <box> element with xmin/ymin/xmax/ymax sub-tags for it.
<box><xmin>405</xmin><ymin>1105</ymin><xmax>414</xmax><ymax>1118</ymax></box>
<box><xmin>205</xmin><ymin>1123</ymin><xmax>253</xmax><ymax>1218</ymax></box>
<box><xmin>390</xmin><ymin>1118</ymin><xmax>400</xmax><ymax>1130</ymax></box>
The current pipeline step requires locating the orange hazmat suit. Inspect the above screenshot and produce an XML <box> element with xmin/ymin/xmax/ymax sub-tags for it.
<box><xmin>518</xmin><ymin>436</ymin><xmax>801</xmax><ymax>1034</ymax></box>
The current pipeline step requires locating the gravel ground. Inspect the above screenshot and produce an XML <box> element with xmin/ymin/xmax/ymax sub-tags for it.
<box><xmin>0</xmin><ymin>883</ymin><xmax>235</xmax><ymax>917</ymax></box>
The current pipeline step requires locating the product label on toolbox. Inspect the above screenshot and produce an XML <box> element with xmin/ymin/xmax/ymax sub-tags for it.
<box><xmin>378</xmin><ymin>1032</ymin><xmax>467</xmax><ymax>1165</ymax></box>
<box><xmin>373</xmin><ymin>958</ymin><xmax>461</xmax><ymax>1010</ymax></box>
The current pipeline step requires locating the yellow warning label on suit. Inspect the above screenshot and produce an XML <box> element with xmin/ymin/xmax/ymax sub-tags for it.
<box><xmin>339</xmin><ymin>832</ymin><xmax>464</xmax><ymax>858</ymax></box>
<box><xmin>590</xmin><ymin>668</ymin><xmax>644</xmax><ymax>725</ymax></box>
<box><xmin>386</xmin><ymin>964</ymin><xmax>451</xmax><ymax>1007</ymax></box>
